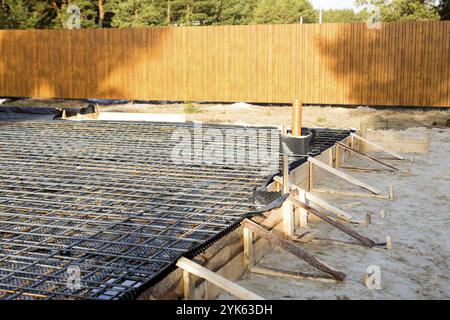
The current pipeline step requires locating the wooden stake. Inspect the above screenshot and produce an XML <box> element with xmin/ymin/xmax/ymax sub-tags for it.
<box><xmin>386</xmin><ymin>236</ymin><xmax>393</xmax><ymax>250</ymax></box>
<box><xmin>389</xmin><ymin>186</ymin><xmax>395</xmax><ymax>200</ymax></box>
<box><xmin>298</xmin><ymin>189</ymin><xmax>308</xmax><ymax>228</ymax></box>
<box><xmin>183</xmin><ymin>270</ymin><xmax>196</xmax><ymax>300</ymax></box>
<box><xmin>292</xmin><ymin>98</ymin><xmax>302</xmax><ymax>137</ymax></box>
<box><xmin>241</xmin><ymin>219</ymin><xmax>346</xmax><ymax>281</ymax></box>
<box><xmin>176</xmin><ymin>257</ymin><xmax>264</xmax><ymax>300</ymax></box>
<box><xmin>366</xmin><ymin>213</ymin><xmax>372</xmax><ymax>225</ymax></box>
<box><xmin>243</xmin><ymin>227</ymin><xmax>254</xmax><ymax>272</ymax></box>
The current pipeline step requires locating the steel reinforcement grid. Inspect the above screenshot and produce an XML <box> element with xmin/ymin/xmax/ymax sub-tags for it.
<box><xmin>0</xmin><ymin>120</ymin><xmax>350</xmax><ymax>300</ymax></box>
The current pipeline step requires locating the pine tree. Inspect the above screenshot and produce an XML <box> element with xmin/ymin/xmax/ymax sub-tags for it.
<box><xmin>218</xmin><ymin>0</ymin><xmax>257</xmax><ymax>25</ymax></box>
<box><xmin>0</xmin><ymin>0</ymin><xmax>46</xmax><ymax>29</ymax></box>
<box><xmin>106</xmin><ymin>0</ymin><xmax>162</xmax><ymax>28</ymax></box>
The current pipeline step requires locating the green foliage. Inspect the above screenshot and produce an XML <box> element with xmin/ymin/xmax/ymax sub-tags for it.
<box><xmin>0</xmin><ymin>0</ymin><xmax>447</xmax><ymax>30</ymax></box>
<box><xmin>322</xmin><ymin>9</ymin><xmax>367</xmax><ymax>23</ymax></box>
<box><xmin>253</xmin><ymin>0</ymin><xmax>317</xmax><ymax>24</ymax></box>
<box><xmin>356</xmin><ymin>0</ymin><xmax>440</xmax><ymax>22</ymax></box>
<box><xmin>217</xmin><ymin>0</ymin><xmax>258</xmax><ymax>25</ymax></box>
<box><xmin>0</xmin><ymin>0</ymin><xmax>48</xmax><ymax>29</ymax></box>
<box><xmin>184</xmin><ymin>103</ymin><xmax>201</xmax><ymax>114</ymax></box>
<box><xmin>106</xmin><ymin>0</ymin><xmax>162</xmax><ymax>28</ymax></box>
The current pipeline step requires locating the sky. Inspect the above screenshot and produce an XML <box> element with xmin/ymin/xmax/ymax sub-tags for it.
<box><xmin>310</xmin><ymin>0</ymin><xmax>357</xmax><ymax>10</ymax></box>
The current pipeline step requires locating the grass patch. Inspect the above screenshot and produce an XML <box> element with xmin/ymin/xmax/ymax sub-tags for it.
<box><xmin>316</xmin><ymin>116</ymin><xmax>327</xmax><ymax>124</ymax></box>
<box><xmin>184</xmin><ymin>103</ymin><xmax>202</xmax><ymax>114</ymax></box>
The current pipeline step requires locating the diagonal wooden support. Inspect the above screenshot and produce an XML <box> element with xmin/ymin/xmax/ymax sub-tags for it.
<box><xmin>250</xmin><ymin>266</ymin><xmax>338</xmax><ymax>284</ymax></box>
<box><xmin>273</xmin><ymin>175</ymin><xmax>359</xmax><ymax>224</ymax></box>
<box><xmin>351</xmin><ymin>133</ymin><xmax>404</xmax><ymax>160</ymax></box>
<box><xmin>176</xmin><ymin>257</ymin><xmax>264</xmax><ymax>300</ymax></box>
<box><xmin>336</xmin><ymin>142</ymin><xmax>399</xmax><ymax>172</ymax></box>
<box><xmin>307</xmin><ymin>157</ymin><xmax>382</xmax><ymax>195</ymax></box>
<box><xmin>241</xmin><ymin>219</ymin><xmax>346</xmax><ymax>281</ymax></box>
<box><xmin>313</xmin><ymin>188</ymin><xmax>391</xmax><ymax>200</ymax></box>
<box><xmin>288</xmin><ymin>196</ymin><xmax>376</xmax><ymax>248</ymax></box>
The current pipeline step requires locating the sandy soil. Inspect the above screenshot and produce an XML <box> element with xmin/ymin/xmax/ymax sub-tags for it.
<box><xmin>2</xmin><ymin>99</ymin><xmax>449</xmax><ymax>130</ymax></box>
<box><xmin>218</xmin><ymin>128</ymin><xmax>450</xmax><ymax>300</ymax></box>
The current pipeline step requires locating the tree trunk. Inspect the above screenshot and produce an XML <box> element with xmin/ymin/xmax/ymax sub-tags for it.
<box><xmin>98</xmin><ymin>0</ymin><xmax>104</xmax><ymax>27</ymax></box>
<box><xmin>51</xmin><ymin>1</ymin><xmax>65</xmax><ymax>28</ymax></box>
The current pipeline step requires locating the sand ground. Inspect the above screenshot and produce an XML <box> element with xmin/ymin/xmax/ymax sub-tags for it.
<box><xmin>218</xmin><ymin>128</ymin><xmax>450</xmax><ymax>300</ymax></box>
<box><xmin>2</xmin><ymin>98</ymin><xmax>450</xmax><ymax>130</ymax></box>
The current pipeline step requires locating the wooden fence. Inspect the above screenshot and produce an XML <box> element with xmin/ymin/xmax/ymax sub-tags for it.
<box><xmin>0</xmin><ymin>21</ymin><xmax>449</xmax><ymax>107</ymax></box>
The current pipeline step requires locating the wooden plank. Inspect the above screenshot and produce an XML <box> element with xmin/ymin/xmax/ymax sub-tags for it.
<box><xmin>288</xmin><ymin>196</ymin><xmax>376</xmax><ymax>248</ymax></box>
<box><xmin>241</xmin><ymin>219</ymin><xmax>346</xmax><ymax>281</ymax></box>
<box><xmin>176</xmin><ymin>257</ymin><xmax>264</xmax><ymax>300</ymax></box>
<box><xmin>307</xmin><ymin>157</ymin><xmax>382</xmax><ymax>195</ymax></box>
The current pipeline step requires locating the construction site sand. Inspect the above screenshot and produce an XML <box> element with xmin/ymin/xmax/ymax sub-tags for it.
<box><xmin>219</xmin><ymin>128</ymin><xmax>450</xmax><ymax>300</ymax></box>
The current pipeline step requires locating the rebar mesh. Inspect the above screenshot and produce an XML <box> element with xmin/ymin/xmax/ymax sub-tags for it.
<box><xmin>0</xmin><ymin>120</ymin><xmax>351</xmax><ymax>300</ymax></box>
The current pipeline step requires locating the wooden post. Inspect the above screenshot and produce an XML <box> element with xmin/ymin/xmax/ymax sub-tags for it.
<box><xmin>329</xmin><ymin>148</ymin><xmax>334</xmax><ymax>167</ymax></box>
<box><xmin>183</xmin><ymin>270</ymin><xmax>196</xmax><ymax>300</ymax></box>
<box><xmin>282</xmin><ymin>154</ymin><xmax>294</xmax><ymax>236</ymax></box>
<box><xmin>389</xmin><ymin>186</ymin><xmax>395</xmax><ymax>200</ymax></box>
<box><xmin>350</xmin><ymin>136</ymin><xmax>355</xmax><ymax>158</ymax></box>
<box><xmin>292</xmin><ymin>98</ymin><xmax>302</xmax><ymax>137</ymax></box>
<box><xmin>298</xmin><ymin>189</ymin><xmax>308</xmax><ymax>228</ymax></box>
<box><xmin>360</xmin><ymin>123</ymin><xmax>367</xmax><ymax>153</ymax></box>
<box><xmin>386</xmin><ymin>236</ymin><xmax>393</xmax><ymax>250</ymax></box>
<box><xmin>335</xmin><ymin>144</ymin><xmax>340</xmax><ymax>168</ymax></box>
<box><xmin>366</xmin><ymin>213</ymin><xmax>372</xmax><ymax>225</ymax></box>
<box><xmin>243</xmin><ymin>227</ymin><xmax>254</xmax><ymax>272</ymax></box>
